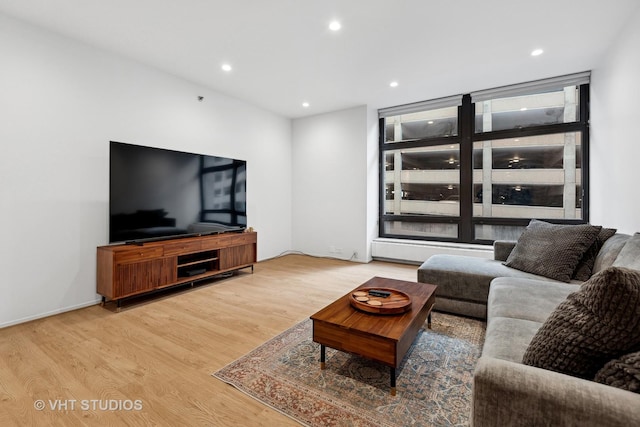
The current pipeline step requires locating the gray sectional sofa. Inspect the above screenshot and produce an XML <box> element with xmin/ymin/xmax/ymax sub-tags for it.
<box><xmin>418</xmin><ymin>231</ymin><xmax>640</xmax><ymax>426</ymax></box>
<box><xmin>418</xmin><ymin>233</ymin><xmax>630</xmax><ymax>320</ymax></box>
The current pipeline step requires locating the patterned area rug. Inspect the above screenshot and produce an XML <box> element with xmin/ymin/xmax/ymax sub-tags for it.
<box><xmin>213</xmin><ymin>313</ymin><xmax>485</xmax><ymax>427</ymax></box>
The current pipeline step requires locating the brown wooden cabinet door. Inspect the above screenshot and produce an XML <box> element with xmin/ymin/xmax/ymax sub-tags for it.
<box><xmin>219</xmin><ymin>244</ymin><xmax>256</xmax><ymax>270</ymax></box>
<box><xmin>114</xmin><ymin>258</ymin><xmax>175</xmax><ymax>298</ymax></box>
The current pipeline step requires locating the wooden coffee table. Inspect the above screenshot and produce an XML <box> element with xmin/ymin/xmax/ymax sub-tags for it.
<box><xmin>310</xmin><ymin>276</ymin><xmax>437</xmax><ymax>395</ymax></box>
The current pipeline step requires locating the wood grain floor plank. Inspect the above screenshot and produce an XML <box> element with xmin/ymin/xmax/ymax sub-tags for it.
<box><xmin>0</xmin><ymin>255</ymin><xmax>416</xmax><ymax>426</ymax></box>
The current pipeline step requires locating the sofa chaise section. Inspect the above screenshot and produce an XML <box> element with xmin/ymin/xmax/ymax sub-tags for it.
<box><xmin>472</xmin><ymin>276</ymin><xmax>640</xmax><ymax>427</ymax></box>
<box><xmin>418</xmin><ymin>234</ymin><xmax>630</xmax><ymax>319</ymax></box>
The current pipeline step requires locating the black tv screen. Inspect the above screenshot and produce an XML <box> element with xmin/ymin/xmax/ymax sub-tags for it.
<box><xmin>109</xmin><ymin>141</ymin><xmax>246</xmax><ymax>243</ymax></box>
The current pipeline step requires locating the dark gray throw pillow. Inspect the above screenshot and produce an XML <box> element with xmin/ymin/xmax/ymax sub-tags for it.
<box><xmin>572</xmin><ymin>227</ymin><xmax>617</xmax><ymax>281</ymax></box>
<box><xmin>594</xmin><ymin>351</ymin><xmax>640</xmax><ymax>393</ymax></box>
<box><xmin>505</xmin><ymin>219</ymin><xmax>601</xmax><ymax>282</ymax></box>
<box><xmin>522</xmin><ymin>267</ymin><xmax>640</xmax><ymax>379</ymax></box>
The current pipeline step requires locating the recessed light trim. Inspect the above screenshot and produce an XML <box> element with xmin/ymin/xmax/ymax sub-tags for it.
<box><xmin>389</xmin><ymin>81</ymin><xmax>399</xmax><ymax>88</ymax></box>
<box><xmin>302</xmin><ymin>102</ymin><xmax>310</xmax><ymax>108</ymax></box>
<box><xmin>329</xmin><ymin>20</ymin><xmax>341</xmax><ymax>31</ymax></box>
<box><xmin>531</xmin><ymin>48</ymin><xmax>544</xmax><ymax>57</ymax></box>
<box><xmin>221</xmin><ymin>63</ymin><xmax>232</xmax><ymax>72</ymax></box>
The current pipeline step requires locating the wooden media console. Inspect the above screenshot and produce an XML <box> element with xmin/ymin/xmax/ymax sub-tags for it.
<box><xmin>97</xmin><ymin>231</ymin><xmax>257</xmax><ymax>309</ymax></box>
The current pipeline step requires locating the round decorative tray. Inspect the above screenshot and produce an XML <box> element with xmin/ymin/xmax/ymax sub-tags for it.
<box><xmin>349</xmin><ymin>287</ymin><xmax>412</xmax><ymax>315</ymax></box>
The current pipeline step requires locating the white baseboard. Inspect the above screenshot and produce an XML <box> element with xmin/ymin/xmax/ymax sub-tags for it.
<box><xmin>371</xmin><ymin>238</ymin><xmax>493</xmax><ymax>264</ymax></box>
<box><xmin>0</xmin><ymin>299</ymin><xmax>102</xmax><ymax>329</ymax></box>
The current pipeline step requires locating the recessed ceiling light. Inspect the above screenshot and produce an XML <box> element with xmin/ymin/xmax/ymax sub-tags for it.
<box><xmin>221</xmin><ymin>63</ymin><xmax>232</xmax><ymax>72</ymax></box>
<box><xmin>302</xmin><ymin>102</ymin><xmax>310</xmax><ymax>108</ymax></box>
<box><xmin>390</xmin><ymin>81</ymin><xmax>399</xmax><ymax>88</ymax></box>
<box><xmin>531</xmin><ymin>49</ymin><xmax>544</xmax><ymax>57</ymax></box>
<box><xmin>329</xmin><ymin>20</ymin><xmax>341</xmax><ymax>31</ymax></box>
<box><xmin>520</xmin><ymin>107</ymin><xmax>528</xmax><ymax>111</ymax></box>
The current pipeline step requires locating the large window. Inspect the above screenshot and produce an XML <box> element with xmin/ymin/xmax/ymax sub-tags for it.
<box><xmin>379</xmin><ymin>72</ymin><xmax>590</xmax><ymax>243</ymax></box>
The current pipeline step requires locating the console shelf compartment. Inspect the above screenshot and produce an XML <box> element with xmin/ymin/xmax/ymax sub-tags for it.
<box><xmin>97</xmin><ymin>232</ymin><xmax>256</xmax><ymax>309</ymax></box>
<box><xmin>178</xmin><ymin>250</ymin><xmax>218</xmax><ymax>263</ymax></box>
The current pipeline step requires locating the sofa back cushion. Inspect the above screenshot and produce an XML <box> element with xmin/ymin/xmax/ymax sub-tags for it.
<box><xmin>522</xmin><ymin>267</ymin><xmax>640</xmax><ymax>379</ymax></box>
<box><xmin>593</xmin><ymin>233</ymin><xmax>631</xmax><ymax>274</ymax></box>
<box><xmin>612</xmin><ymin>233</ymin><xmax>640</xmax><ymax>271</ymax></box>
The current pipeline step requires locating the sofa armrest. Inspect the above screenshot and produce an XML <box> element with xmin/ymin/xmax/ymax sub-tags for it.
<box><xmin>472</xmin><ymin>357</ymin><xmax>640</xmax><ymax>427</ymax></box>
<box><xmin>493</xmin><ymin>241</ymin><xmax>516</xmax><ymax>261</ymax></box>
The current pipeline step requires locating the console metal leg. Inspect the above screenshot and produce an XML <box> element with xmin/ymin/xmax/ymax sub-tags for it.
<box><xmin>320</xmin><ymin>344</ymin><xmax>326</xmax><ymax>370</ymax></box>
<box><xmin>116</xmin><ymin>299</ymin><xmax>122</xmax><ymax>313</ymax></box>
<box><xmin>390</xmin><ymin>367</ymin><xmax>397</xmax><ymax>396</ymax></box>
<box><xmin>428</xmin><ymin>312</ymin><xmax>432</xmax><ymax>329</ymax></box>
<box><xmin>100</xmin><ymin>296</ymin><xmax>106</xmax><ymax>307</ymax></box>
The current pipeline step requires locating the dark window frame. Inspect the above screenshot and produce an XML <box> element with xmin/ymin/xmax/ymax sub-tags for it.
<box><xmin>379</xmin><ymin>83</ymin><xmax>590</xmax><ymax>244</ymax></box>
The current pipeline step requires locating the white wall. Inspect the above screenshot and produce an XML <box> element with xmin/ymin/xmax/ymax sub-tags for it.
<box><xmin>590</xmin><ymin>6</ymin><xmax>640</xmax><ymax>234</ymax></box>
<box><xmin>4</xmin><ymin>5</ymin><xmax>640</xmax><ymax>329</ymax></box>
<box><xmin>0</xmin><ymin>14</ymin><xmax>292</xmax><ymax>328</ymax></box>
<box><xmin>291</xmin><ymin>106</ymin><xmax>370</xmax><ymax>261</ymax></box>
<box><xmin>366</xmin><ymin>107</ymin><xmax>380</xmax><ymax>261</ymax></box>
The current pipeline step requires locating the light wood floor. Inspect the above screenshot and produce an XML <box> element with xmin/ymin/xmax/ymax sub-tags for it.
<box><xmin>0</xmin><ymin>255</ymin><xmax>417</xmax><ymax>426</ymax></box>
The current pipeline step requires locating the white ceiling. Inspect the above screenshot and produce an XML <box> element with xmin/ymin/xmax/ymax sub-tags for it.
<box><xmin>1</xmin><ymin>0</ymin><xmax>639</xmax><ymax>118</ymax></box>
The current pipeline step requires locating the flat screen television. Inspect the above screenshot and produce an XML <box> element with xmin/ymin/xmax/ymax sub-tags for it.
<box><xmin>109</xmin><ymin>141</ymin><xmax>246</xmax><ymax>243</ymax></box>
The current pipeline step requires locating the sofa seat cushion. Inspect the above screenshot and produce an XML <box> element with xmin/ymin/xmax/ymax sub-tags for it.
<box><xmin>482</xmin><ymin>317</ymin><xmax>542</xmax><ymax>363</ymax></box>
<box><xmin>488</xmin><ymin>277</ymin><xmax>578</xmax><ymax>323</ymax></box>
<box><xmin>418</xmin><ymin>254</ymin><xmax>567</xmax><ymax>304</ymax></box>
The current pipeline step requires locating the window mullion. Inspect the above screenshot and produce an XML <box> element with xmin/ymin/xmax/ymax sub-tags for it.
<box><xmin>459</xmin><ymin>94</ymin><xmax>473</xmax><ymax>242</ymax></box>
<box><xmin>580</xmin><ymin>84</ymin><xmax>590</xmax><ymax>222</ymax></box>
